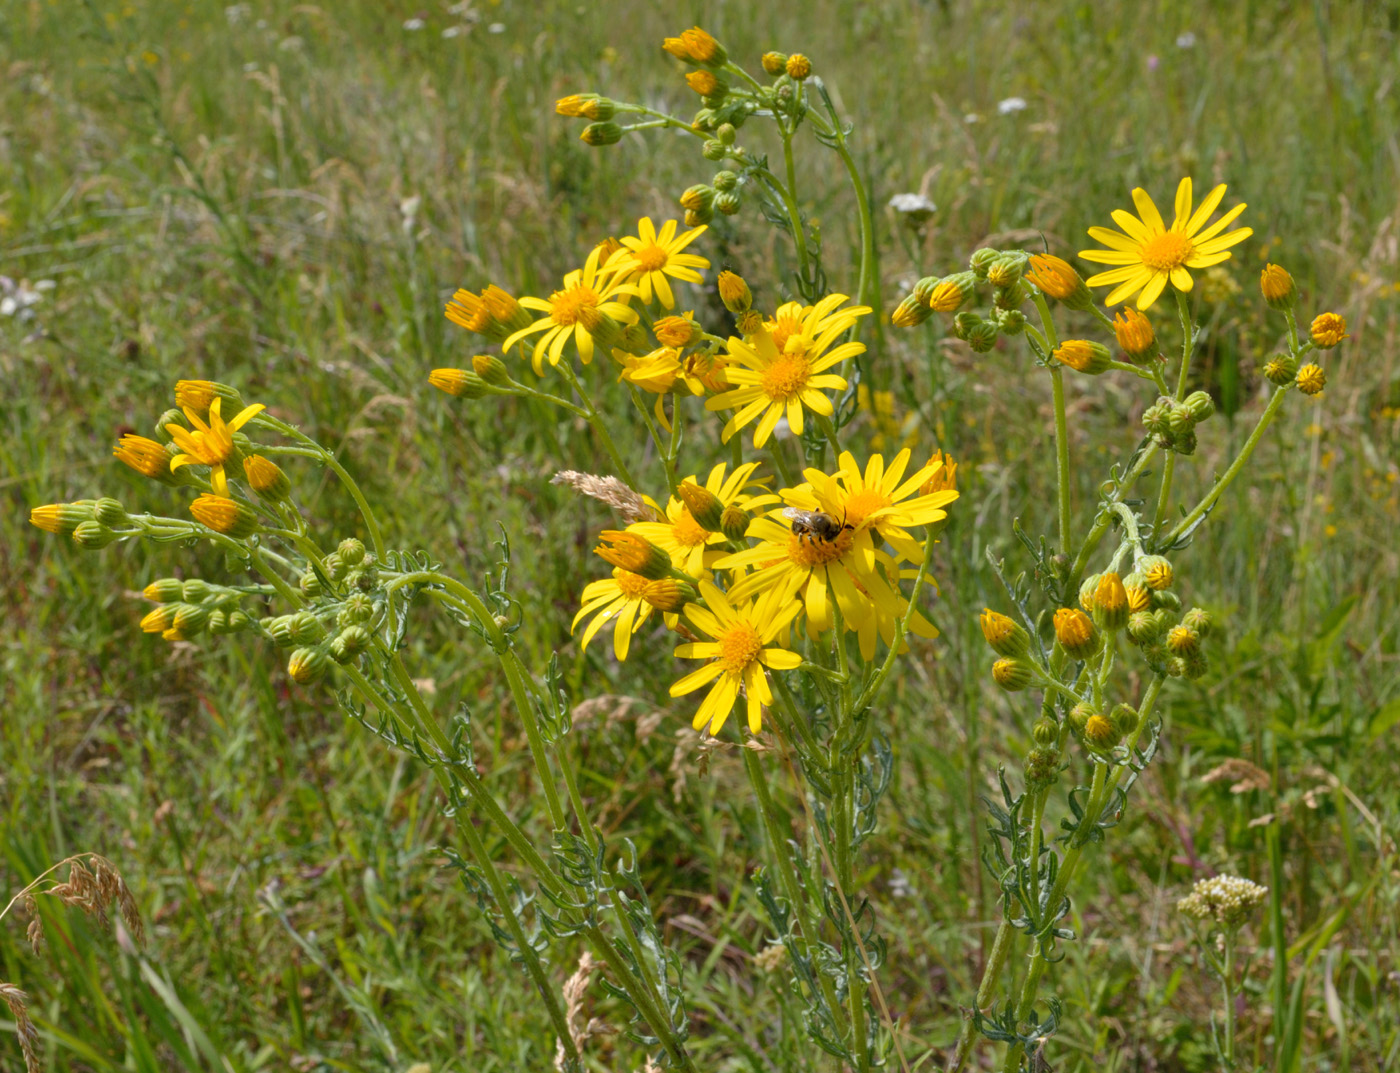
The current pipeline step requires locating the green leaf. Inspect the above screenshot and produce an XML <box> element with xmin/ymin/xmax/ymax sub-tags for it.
<box><xmin>1367</xmin><ymin>697</ymin><xmax>1400</xmax><ymax>742</ymax></box>
<box><xmin>1306</xmin><ymin>593</ymin><xmax>1358</xmax><ymax>677</ymax></box>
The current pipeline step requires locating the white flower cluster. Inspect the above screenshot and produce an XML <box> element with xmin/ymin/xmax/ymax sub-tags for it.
<box><xmin>1178</xmin><ymin>873</ymin><xmax>1268</xmax><ymax>929</ymax></box>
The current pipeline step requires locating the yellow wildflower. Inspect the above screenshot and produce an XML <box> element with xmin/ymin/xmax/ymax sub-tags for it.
<box><xmin>167</xmin><ymin>396</ymin><xmax>266</xmax><ymax>496</ymax></box>
<box><xmin>573</xmin><ymin>567</ymin><xmax>672</xmax><ymax>660</ymax></box>
<box><xmin>1079</xmin><ymin>178</ymin><xmax>1252</xmax><ymax>310</ymax></box>
<box><xmin>504</xmin><ymin>245</ymin><xmax>639</xmax><ymax>373</ymax></box>
<box><xmin>608</xmin><ymin>218</ymin><xmax>709</xmax><ymax>309</ymax></box>
<box><xmin>114</xmin><ymin>434</ymin><xmax>178</xmax><ymax>484</ymax></box>
<box><xmin>631</xmin><ymin>462</ymin><xmax>774</xmax><ymax>574</ymax></box>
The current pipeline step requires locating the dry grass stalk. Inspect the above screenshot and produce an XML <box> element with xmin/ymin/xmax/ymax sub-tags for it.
<box><xmin>0</xmin><ymin>982</ymin><xmax>39</xmax><ymax>1073</ymax></box>
<box><xmin>553</xmin><ymin>952</ymin><xmax>611</xmax><ymax>1073</ymax></box>
<box><xmin>551</xmin><ymin>470</ymin><xmax>654</xmax><ymax>523</ymax></box>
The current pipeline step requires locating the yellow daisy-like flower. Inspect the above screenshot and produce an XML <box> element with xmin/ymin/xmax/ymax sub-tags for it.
<box><xmin>670</xmin><ymin>580</ymin><xmax>802</xmax><ymax>736</ymax></box>
<box><xmin>1079</xmin><ymin>178</ymin><xmax>1252</xmax><ymax>311</ymax></box>
<box><xmin>764</xmin><ymin>296</ymin><xmax>871</xmax><ymax>352</ymax></box>
<box><xmin>608</xmin><ymin>218</ymin><xmax>709</xmax><ymax>310</ymax></box>
<box><xmin>706</xmin><ymin>294</ymin><xmax>869</xmax><ymax>447</ymax></box>
<box><xmin>166</xmin><ymin>397</ymin><xmax>266</xmax><ymax>496</ymax></box>
<box><xmin>631</xmin><ymin>462</ymin><xmax>774</xmax><ymax>574</ymax></box>
<box><xmin>789</xmin><ymin>448</ymin><xmax>960</xmax><ymax>568</ymax></box>
<box><xmin>572</xmin><ymin>568</ymin><xmax>668</xmax><ymax>660</ymax></box>
<box><xmin>504</xmin><ymin>244</ymin><xmax>639</xmax><ymax>373</ymax></box>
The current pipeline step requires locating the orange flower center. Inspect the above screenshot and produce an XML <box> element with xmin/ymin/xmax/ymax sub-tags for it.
<box><xmin>632</xmin><ymin>244</ymin><xmax>670</xmax><ymax>272</ymax></box>
<box><xmin>785</xmin><ymin>527</ymin><xmax>852</xmax><ymax>568</ymax></box>
<box><xmin>615</xmin><ymin>569</ymin><xmax>650</xmax><ymax>598</ymax></box>
<box><xmin>1138</xmin><ymin>230</ymin><xmax>1192</xmax><ymax>272</ymax></box>
<box><xmin>549</xmin><ymin>283</ymin><xmax>600</xmax><ymax>326</ymax></box>
<box><xmin>717</xmin><ymin>621</ymin><xmax>764</xmax><ymax>674</ymax></box>
<box><xmin>842</xmin><ymin>488</ymin><xmax>890</xmax><ymax>529</ymax></box>
<box><xmin>672</xmin><ymin>509</ymin><xmax>710</xmax><ymax>547</ymax></box>
<box><xmin>760</xmin><ymin>352</ymin><xmax>812</xmax><ymax>400</ymax></box>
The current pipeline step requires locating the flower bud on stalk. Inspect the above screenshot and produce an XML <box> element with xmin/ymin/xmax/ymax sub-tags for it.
<box><xmin>1093</xmin><ymin>572</ymin><xmax>1130</xmax><ymax>631</ymax></box>
<box><xmin>244</xmin><ymin>455</ymin><xmax>291</xmax><ymax>502</ymax></box>
<box><xmin>288</xmin><ymin>646</ymin><xmax>330</xmax><ymax>685</ymax></box>
<box><xmin>1113</xmin><ymin>307</ymin><xmax>1158</xmax><ymax>363</ymax></box>
<box><xmin>1025</xmin><ymin>747</ymin><xmax>1060</xmax><ymax>790</ymax></box>
<box><xmin>1078</xmin><ymin>573</ymin><xmax>1100</xmax><ymax>612</ymax></box>
<box><xmin>928</xmin><ymin>272</ymin><xmax>976</xmax><ymax>313</ymax></box>
<box><xmin>189</xmin><ymin>494</ymin><xmax>259</xmax><ymax>538</ymax></box>
<box><xmin>338</xmin><ymin>593</ymin><xmax>375</xmax><ymax>626</ymax></box>
<box><xmin>1054</xmin><ymin>339</ymin><xmax>1113</xmax><ymax>375</ymax></box>
<box><xmin>785</xmin><ymin>54</ymin><xmax>812</xmax><ymax>80</ymax></box>
<box><xmin>333</xmin><ymin>625</ymin><xmax>371</xmax><ymax>659</ymax></box>
<box><xmin>300</xmin><ymin>571</ymin><xmax>323</xmax><ymax>598</ymax></box>
<box><xmin>985</xmin><ymin>251</ymin><xmax>1028</xmax><ymax>289</ymax></box>
<box><xmin>720</xmin><ymin>504</ymin><xmax>751</xmax><ymax>541</ymax></box>
<box><xmin>980</xmin><ymin>609</ymin><xmax>1031</xmax><ymax>658</ymax></box>
<box><xmin>30</xmin><ymin>501</ymin><xmax>95</xmax><ymax>535</ymax></box>
<box><xmin>643</xmin><ymin>578</ymin><xmax>691</xmax><ymax>613</ymax></box>
<box><xmin>967</xmin><ymin>322</ymin><xmax>999</xmax><ymax>353</ymax></box>
<box><xmin>1127</xmin><ymin>610</ymin><xmax>1163</xmax><ymax>646</ymax></box>
<box><xmin>1110</xmin><ymin>703</ymin><xmax>1140</xmax><ymax>738</ymax></box>
<box><xmin>144</xmin><ymin>578</ymin><xmax>185</xmax><ymax>603</ymax></box>
<box><xmin>1310</xmin><ymin>312</ymin><xmax>1347</xmax><ymax>349</ymax></box>
<box><xmin>174</xmin><ymin>379</ymin><xmax>243</xmax><ymax>414</ymax></box>
<box><xmin>90</xmin><ymin>497</ymin><xmax>126</xmax><ymax>527</ymax></box>
<box><xmin>71</xmin><ymin>520</ymin><xmax>119</xmax><ymax>549</ymax></box>
<box><xmin>968</xmin><ymin>247</ymin><xmax>999</xmax><ymax>279</ymax></box>
<box><xmin>1027</xmin><ymin>254</ymin><xmax>1093</xmax><ymax>311</ymax></box>
<box><xmin>555</xmin><ymin>94</ymin><xmax>616</xmax><ymax>121</ymax></box>
<box><xmin>182</xmin><ymin>579</ymin><xmax>214</xmax><ymax>602</ymax></box>
<box><xmin>1182</xmin><ymin>607</ymin><xmax>1214</xmax><ymax>638</ymax></box>
<box><xmin>207</xmin><ymin>610</ymin><xmax>230</xmax><ymax>635</ymax></box>
<box><xmin>677</xmin><ymin>481</ymin><xmax>725</xmax><ymax>531</ymax></box>
<box><xmin>1084</xmin><ymin>713</ymin><xmax>1120</xmax><ymax>751</ymax></box>
<box><xmin>1184</xmin><ymin>649</ymin><xmax>1209</xmax><ymax>680</ymax></box>
<box><xmin>114</xmin><ymin>434</ymin><xmax>180</xmax><ymax>485</ymax></box>
<box><xmin>580</xmin><ymin>122</ymin><xmax>623</xmax><ymax>147</ymax></box>
<box><xmin>663</xmin><ymin>26</ymin><xmax>727</xmax><ymax>66</ymax></box>
<box><xmin>1153</xmin><ymin>589</ymin><xmax>1181</xmax><ymax>612</ymax></box>
<box><xmin>1054</xmin><ymin>607</ymin><xmax>1100</xmax><ymax>660</ymax></box>
<box><xmin>992</xmin><ymin>658</ymin><xmax>1033</xmax><ymax>691</ymax></box>
<box><xmin>596</xmin><ymin>530</ymin><xmax>673</xmax><ymax>580</ymax></box>
<box><xmin>1184</xmin><ymin>390</ymin><xmax>1215</xmax><ymax>423</ymax></box>
<box><xmin>892</xmin><ymin>294</ymin><xmax>933</xmax><ymax>328</ymax></box>
<box><xmin>714</xmin><ymin>191</ymin><xmax>741</xmax><ymax>215</ymax></box>
<box><xmin>1264</xmin><ymin>354</ymin><xmax>1297</xmax><ymax>386</ymax></box>
<box><xmin>1032</xmin><ymin>718</ymin><xmax>1058</xmax><ymax>747</ymax></box>
<box><xmin>680</xmin><ymin>185</ymin><xmax>715</xmax><ymax>215</ymax></box>
<box><xmin>1068</xmin><ymin>702</ymin><xmax>1095</xmax><ymax>735</ymax></box>
<box><xmin>1167</xmin><ymin>406</ymin><xmax>1196</xmax><ymax>438</ymax></box>
<box><xmin>1166</xmin><ymin>624</ymin><xmax>1200</xmax><ymax>656</ymax></box>
<box><xmin>1260</xmin><ymin>263</ymin><xmax>1296</xmax><ymax>310</ymax></box>
<box><xmin>429</xmin><ymin>368</ymin><xmax>488</xmax><ymax>399</ymax></box>
<box><xmin>1296</xmin><ymin>363</ymin><xmax>1326</xmax><ymax>396</ymax></box>
<box><xmin>287</xmin><ymin>610</ymin><xmax>324</xmax><ymax>645</ymax></box>
<box><xmin>717</xmin><ymin>271</ymin><xmax>752</xmax><ymax>313</ymax></box>
<box><xmin>761</xmin><ymin>51</ymin><xmax>787</xmax><ymax>75</ymax></box>
<box><xmin>685</xmin><ymin>71</ymin><xmax>726</xmax><ymax>99</ymax></box>
<box><xmin>173</xmin><ymin>602</ymin><xmax>209</xmax><ymax>635</ymax></box>
<box><xmin>1137</xmin><ymin>555</ymin><xmax>1174</xmax><ymax>590</ymax></box>
<box><xmin>472</xmin><ymin>353</ymin><xmax>511</xmax><ymax>386</ymax></box>
<box><xmin>154</xmin><ymin>409</ymin><xmax>186</xmax><ymax>442</ymax></box>
<box><xmin>734</xmin><ymin>309</ymin><xmax>764</xmax><ymax>335</ymax></box>
<box><xmin>654</xmin><ymin>315</ymin><xmax>703</xmax><ymax>348</ymax></box>
<box><xmin>1124</xmin><ymin>575</ymin><xmax>1151</xmax><ymax>613</ymax></box>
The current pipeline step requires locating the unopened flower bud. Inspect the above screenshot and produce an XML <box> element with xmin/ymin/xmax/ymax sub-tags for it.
<box><xmin>678</xmin><ymin>481</ymin><xmax>725</xmax><ymax>531</ymax></box>
<box><xmin>663</xmin><ymin>26</ymin><xmax>726</xmax><ymax>66</ymax></box>
<box><xmin>89</xmin><ymin>497</ymin><xmax>125</xmax><ymax>527</ymax></box>
<box><xmin>654</xmin><ymin>315</ymin><xmax>702</xmax><ymax>348</ymax></box>
<box><xmin>967</xmin><ymin>322</ymin><xmax>999</xmax><ymax>353</ymax></box>
<box><xmin>1054</xmin><ymin>339</ymin><xmax>1112</xmax><ymax>375</ymax></box>
<box><xmin>1152</xmin><ymin>589</ymin><xmax>1181</xmax><ymax>612</ymax></box>
<box><xmin>928</xmin><ymin>272</ymin><xmax>976</xmax><ymax>313</ymax></box>
<box><xmin>979</xmin><ymin>609</ymin><xmax>1030</xmax><ymax>658</ymax></box>
<box><xmin>1184</xmin><ymin>390</ymin><xmax>1215</xmax><ymax>423</ymax></box>
<box><xmin>596</xmin><ymin>530</ymin><xmax>673</xmax><ymax>580</ymax></box>
<box><xmin>995</xmin><ymin>308</ymin><xmax>1027</xmax><ymax>335</ymax></box>
<box><xmin>320</xmin><ymin>553</ymin><xmax>344</xmax><ymax>583</ymax></box>
<box><xmin>244</xmin><ymin>454</ymin><xmax>291</xmax><ymax>502</ymax></box>
<box><xmin>226</xmin><ymin>610</ymin><xmax>254</xmax><ymax>633</ymax></box>
<box><xmin>1113</xmin><ymin>307</ymin><xmax>1158</xmax><ymax>363</ymax></box>
<box><xmin>1093</xmin><ymin>572</ymin><xmax>1129</xmax><ymax>631</ymax></box>
<box><xmin>1054</xmin><ymin>607</ymin><xmax>1099</xmax><ymax>660</ymax></box>
<box><xmin>712</xmin><ymin>170</ymin><xmax>738</xmax><ymax>192</ymax></box>
<box><xmin>1032</xmin><ymin>718</ymin><xmax>1058</xmax><ymax>747</ymax></box>
<box><xmin>1174</xmin><ymin>429</ymin><xmax>1198</xmax><ymax>455</ymax></box>
<box><xmin>300</xmin><ymin>571</ymin><xmax>323</xmax><ymax>598</ymax></box>
<box><xmin>472</xmin><ymin>353</ymin><xmax>511</xmax><ymax>386</ymax></box>
<box><xmin>1166</xmin><ymin>624</ymin><xmax>1200</xmax><ymax>656</ymax></box>
<box><xmin>986</xmin><ymin>251</ymin><xmax>1028</xmax><ymax>289</ymax></box>
<box><xmin>1068</xmin><ymin>702</ymin><xmax>1095</xmax><ymax>734</ymax></box>
<box><xmin>1127</xmin><ymin>610</ymin><xmax>1163</xmax><ymax>646</ymax></box>
<box><xmin>580</xmin><ymin>121</ymin><xmax>623</xmax><ymax>147</ymax></box>
<box><xmin>912</xmin><ymin>276</ymin><xmax>940</xmax><ymax>306</ymax></box>
<box><xmin>429</xmin><ymin>368</ymin><xmax>488</xmax><ymax>399</ymax></box>
<box><xmin>555</xmin><ymin>93</ymin><xmax>616</xmax><ymax>121</ymax></box>
<box><xmin>1183</xmin><ymin>649</ymin><xmax>1209</xmax><ymax>680</ymax></box>
<box><xmin>720</xmin><ymin>504</ymin><xmax>751</xmax><ymax>541</ymax></box>
<box><xmin>71</xmin><ymin>520</ymin><xmax>118</xmax><ymax>549</ymax></box>
<box><xmin>686</xmin><ymin>70</ymin><xmax>726</xmax><ymax>98</ymax></box>
<box><xmin>288</xmin><ymin>610</ymin><xmax>324</xmax><ymax>645</ymax></box>
<box><xmin>154</xmin><ymin>409</ymin><xmax>186</xmax><ymax>442</ymax></box>
<box><xmin>1084</xmin><ymin>713</ymin><xmax>1119</xmax><ymax>751</ymax></box>
<box><xmin>761</xmin><ymin>51</ymin><xmax>787</xmax><ymax>76</ymax></box>
<box><xmin>30</xmin><ymin>501</ymin><xmax>95</xmax><ymax>535</ymax></box>
<box><xmin>1296</xmin><ymin>363</ymin><xmax>1326</xmax><ymax>396</ymax></box>
<box><xmin>1125</xmin><ymin>579</ymin><xmax>1151</xmax><ymax>614</ymax></box>
<box><xmin>702</xmin><ymin>138</ymin><xmax>727</xmax><ymax>160</ymax></box>
<box><xmin>994</xmin><ymin>280</ymin><xmax>1029</xmax><ymax>311</ymax></box>
<box><xmin>288</xmin><ymin>646</ymin><xmax>330</xmax><ymax>685</ymax></box>
<box><xmin>180</xmin><ymin>579</ymin><xmax>213</xmax><ymax>603</ymax></box>
<box><xmin>348</xmin><ymin>561</ymin><xmax>379</xmax><ymax>592</ymax></box>
<box><xmin>1260</xmin><ymin>263</ymin><xmax>1296</xmax><ymax>310</ymax></box>
<box><xmin>715</xmin><ymin>124</ymin><xmax>737</xmax><ymax>146</ymax></box>
<box><xmin>1182</xmin><ymin>606</ymin><xmax>1213</xmax><ymax>638</ymax></box>
<box><xmin>1264</xmin><ymin>354</ymin><xmax>1297</xmax><ymax>386</ymax></box>
<box><xmin>891</xmin><ymin>295</ymin><xmax>932</xmax><ymax>330</ymax></box>
<box><xmin>141</xmin><ymin>604</ymin><xmax>176</xmax><ymax>633</ymax></box>
<box><xmin>717</xmin><ymin>270</ymin><xmax>752</xmax><ymax>313</ymax></box>
<box><xmin>338</xmin><ymin>592</ymin><xmax>375</xmax><ymax>626</ymax></box>
<box><xmin>1137</xmin><ymin>555</ymin><xmax>1173</xmax><ymax>590</ymax></box>
<box><xmin>1167</xmin><ymin>656</ymin><xmax>1187</xmax><ymax>678</ymax></box>
<box><xmin>1142</xmin><ymin>401</ymin><xmax>1172</xmax><ymax>436</ymax></box>
<box><xmin>265</xmin><ymin>615</ymin><xmax>297</xmax><ymax>647</ymax></box>
<box><xmin>679</xmin><ymin>184</ymin><xmax>715</xmax><ymax>214</ymax></box>
<box><xmin>968</xmin><ymin>247</ymin><xmax>999</xmax><ymax>279</ymax></box>
<box><xmin>189</xmin><ymin>494</ymin><xmax>259</xmax><ymax>538</ymax></box>
<box><xmin>206</xmin><ymin>609</ymin><xmax>230</xmax><ymax>635</ymax></box>
<box><xmin>785</xmin><ymin>53</ymin><xmax>811</xmax><ymax>80</ymax></box>
<box><xmin>1025</xmin><ymin>746</ymin><xmax>1060</xmax><ymax>790</ymax></box>
<box><xmin>1110</xmin><ymin>703</ymin><xmax>1140</xmax><ymax>737</ymax></box>
<box><xmin>335</xmin><ymin>625</ymin><xmax>371</xmax><ymax>658</ymax></box>
<box><xmin>1027</xmin><ymin>253</ymin><xmax>1092</xmax><ymax>310</ymax></box>
<box><xmin>1310</xmin><ymin>312</ymin><xmax>1347</xmax><ymax>349</ymax></box>
<box><xmin>114</xmin><ymin>434</ymin><xmax>179</xmax><ymax>484</ymax></box>
<box><xmin>1167</xmin><ymin>406</ymin><xmax>1197</xmax><ymax>437</ymax></box>
<box><xmin>337</xmin><ymin>537</ymin><xmax>366</xmax><ymax>567</ymax></box>
<box><xmin>643</xmin><ymin>578</ymin><xmax>691</xmax><ymax>613</ymax></box>
<box><xmin>174</xmin><ymin>379</ymin><xmax>243</xmax><ymax>414</ymax></box>
<box><xmin>144</xmin><ymin>578</ymin><xmax>185</xmax><ymax>603</ymax></box>
<box><xmin>714</xmin><ymin>191</ymin><xmax>741</xmax><ymax>215</ymax></box>
<box><xmin>992</xmin><ymin>658</ymin><xmax>1033</xmax><ymax>691</ymax></box>
<box><xmin>734</xmin><ymin>309</ymin><xmax>763</xmax><ymax>335</ymax></box>
<box><xmin>172</xmin><ymin>602</ymin><xmax>209</xmax><ymax>635</ymax></box>
<box><xmin>1078</xmin><ymin>573</ymin><xmax>1100</xmax><ymax>612</ymax></box>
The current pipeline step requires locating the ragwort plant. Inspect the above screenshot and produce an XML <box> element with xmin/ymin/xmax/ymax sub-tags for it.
<box><xmin>20</xmin><ymin>23</ymin><xmax>1346</xmax><ymax>1073</ymax></box>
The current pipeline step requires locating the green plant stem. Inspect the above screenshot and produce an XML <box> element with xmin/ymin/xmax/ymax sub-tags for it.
<box><xmin>1032</xmin><ymin>293</ymin><xmax>1072</xmax><ymax>556</ymax></box>
<box><xmin>948</xmin><ymin>921</ymin><xmax>1014</xmax><ymax>1073</ymax></box>
<box><xmin>559</xmin><ymin>363</ymin><xmax>638</xmax><ymax>489</ymax></box>
<box><xmin>741</xmin><ymin>745</ymin><xmax>849</xmax><ymax>1039</ymax></box>
<box><xmin>1152</xmin><ymin>290</ymin><xmax>1197</xmax><ymax>538</ymax></box>
<box><xmin>1162</xmin><ymin>387</ymin><xmax>1289</xmax><ymax>547</ymax></box>
<box><xmin>1066</xmin><ymin>442</ymin><xmax>1158</xmax><ymax>592</ymax></box>
<box><xmin>1222</xmin><ymin>929</ymin><xmax>1237</xmax><ymax>1070</ymax></box>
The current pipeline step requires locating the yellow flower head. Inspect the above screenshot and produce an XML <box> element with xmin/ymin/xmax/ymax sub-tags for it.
<box><xmin>594</xmin><ymin>530</ymin><xmax>672</xmax><ymax>580</ymax></box>
<box><xmin>573</xmin><ymin>567</ymin><xmax>671</xmax><ymax>661</ymax></box>
<box><xmin>167</xmin><ymin>396</ymin><xmax>266</xmax><ymax>496</ymax></box>
<box><xmin>1309</xmin><ymin>312</ymin><xmax>1348</xmax><ymax>349</ymax></box>
<box><xmin>114</xmin><ymin>434</ymin><xmax>178</xmax><ymax>484</ymax></box>
<box><xmin>919</xmin><ymin>450</ymin><xmax>958</xmax><ymax>496</ymax></box>
<box><xmin>686</xmin><ymin>71</ymin><xmax>723</xmax><ymax>97</ymax></box>
<box><xmin>706</xmin><ymin>294</ymin><xmax>870</xmax><ymax>447</ymax></box>
<box><xmin>1079</xmin><ymin>178</ymin><xmax>1252</xmax><ymax>310</ymax></box>
<box><xmin>608</xmin><ymin>218</ymin><xmax>710</xmax><ymax>309</ymax></box>
<box><xmin>555</xmin><ymin>94</ymin><xmax>614</xmax><ymax>121</ymax></box>
<box><xmin>1026</xmin><ymin>254</ymin><xmax>1087</xmax><ymax>306</ymax></box>
<box><xmin>504</xmin><ymin>245</ymin><xmax>640</xmax><ymax>373</ymax></box>
<box><xmin>1054</xmin><ymin>607</ymin><xmax>1098</xmax><ymax>659</ymax></box>
<box><xmin>174</xmin><ymin>379</ymin><xmax>241</xmax><ymax>413</ymax></box>
<box><xmin>654</xmin><ymin>311</ymin><xmax>703</xmax><ymax>348</ymax></box>
<box><xmin>785</xmin><ymin>54</ymin><xmax>812</xmax><ymax>80</ymax></box>
<box><xmin>1260</xmin><ymin>263</ymin><xmax>1296</xmax><ymax>308</ymax></box>
<box><xmin>1296</xmin><ymin>362</ymin><xmax>1326</xmax><ymax>396</ymax></box>
<box><xmin>662</xmin><ymin>26</ymin><xmax>725</xmax><ymax>65</ymax></box>
<box><xmin>189</xmin><ymin>493</ymin><xmax>258</xmax><ymax>538</ymax></box>
<box><xmin>1113</xmin><ymin>307</ymin><xmax>1158</xmax><ymax>361</ymax></box>
<box><xmin>670</xmin><ymin>580</ymin><xmax>801</xmax><ymax>736</ymax></box>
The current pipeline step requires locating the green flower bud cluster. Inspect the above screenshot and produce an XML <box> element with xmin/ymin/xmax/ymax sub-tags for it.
<box><xmin>140</xmin><ymin>576</ymin><xmax>261</xmax><ymax>641</ymax></box>
<box><xmin>1142</xmin><ymin>391</ymin><xmax>1215</xmax><ymax>454</ymax></box>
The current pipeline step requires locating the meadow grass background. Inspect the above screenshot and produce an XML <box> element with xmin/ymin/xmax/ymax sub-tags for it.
<box><xmin>2</xmin><ymin>0</ymin><xmax>1399</xmax><ymax>1069</ymax></box>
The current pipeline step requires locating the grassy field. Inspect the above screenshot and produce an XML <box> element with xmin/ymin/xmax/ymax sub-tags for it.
<box><xmin>3</xmin><ymin>0</ymin><xmax>1398</xmax><ymax>1070</ymax></box>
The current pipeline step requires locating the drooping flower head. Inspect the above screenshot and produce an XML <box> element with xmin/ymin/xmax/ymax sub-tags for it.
<box><xmin>167</xmin><ymin>397</ymin><xmax>266</xmax><ymax>496</ymax></box>
<box><xmin>706</xmin><ymin>294</ymin><xmax>870</xmax><ymax>447</ymax></box>
<box><xmin>504</xmin><ymin>245</ymin><xmax>639</xmax><ymax>373</ymax></box>
<box><xmin>1079</xmin><ymin>178</ymin><xmax>1252</xmax><ymax>310</ymax></box>
<box><xmin>669</xmin><ymin>580</ymin><xmax>801</xmax><ymax>736</ymax></box>
<box><xmin>573</xmin><ymin>567</ymin><xmax>682</xmax><ymax>660</ymax></box>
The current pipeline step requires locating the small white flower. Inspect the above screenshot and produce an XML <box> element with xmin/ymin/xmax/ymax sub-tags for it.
<box><xmin>888</xmin><ymin>192</ymin><xmax>937</xmax><ymax>217</ymax></box>
<box><xmin>963</xmin><ymin>113</ymin><xmax>981</xmax><ymax>124</ymax></box>
<box><xmin>442</xmin><ymin>25</ymin><xmax>463</xmax><ymax>38</ymax></box>
<box><xmin>1175</xmin><ymin>31</ymin><xmax>1197</xmax><ymax>48</ymax></box>
<box><xmin>889</xmin><ymin>868</ymin><xmax>915</xmax><ymax>898</ymax></box>
<box><xmin>403</xmin><ymin>18</ymin><xmax>425</xmax><ymax>31</ymax></box>
<box><xmin>772</xmin><ymin>416</ymin><xmax>791</xmax><ymax>440</ymax></box>
<box><xmin>997</xmin><ymin>96</ymin><xmax>1027</xmax><ymax>115</ymax></box>
<box><xmin>224</xmin><ymin>3</ymin><xmax>250</xmax><ymax>25</ymax></box>
<box><xmin>0</xmin><ymin>277</ymin><xmax>52</xmax><ymax>321</ymax></box>
<box><xmin>487</xmin><ymin>22</ymin><xmax>505</xmax><ymax>33</ymax></box>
